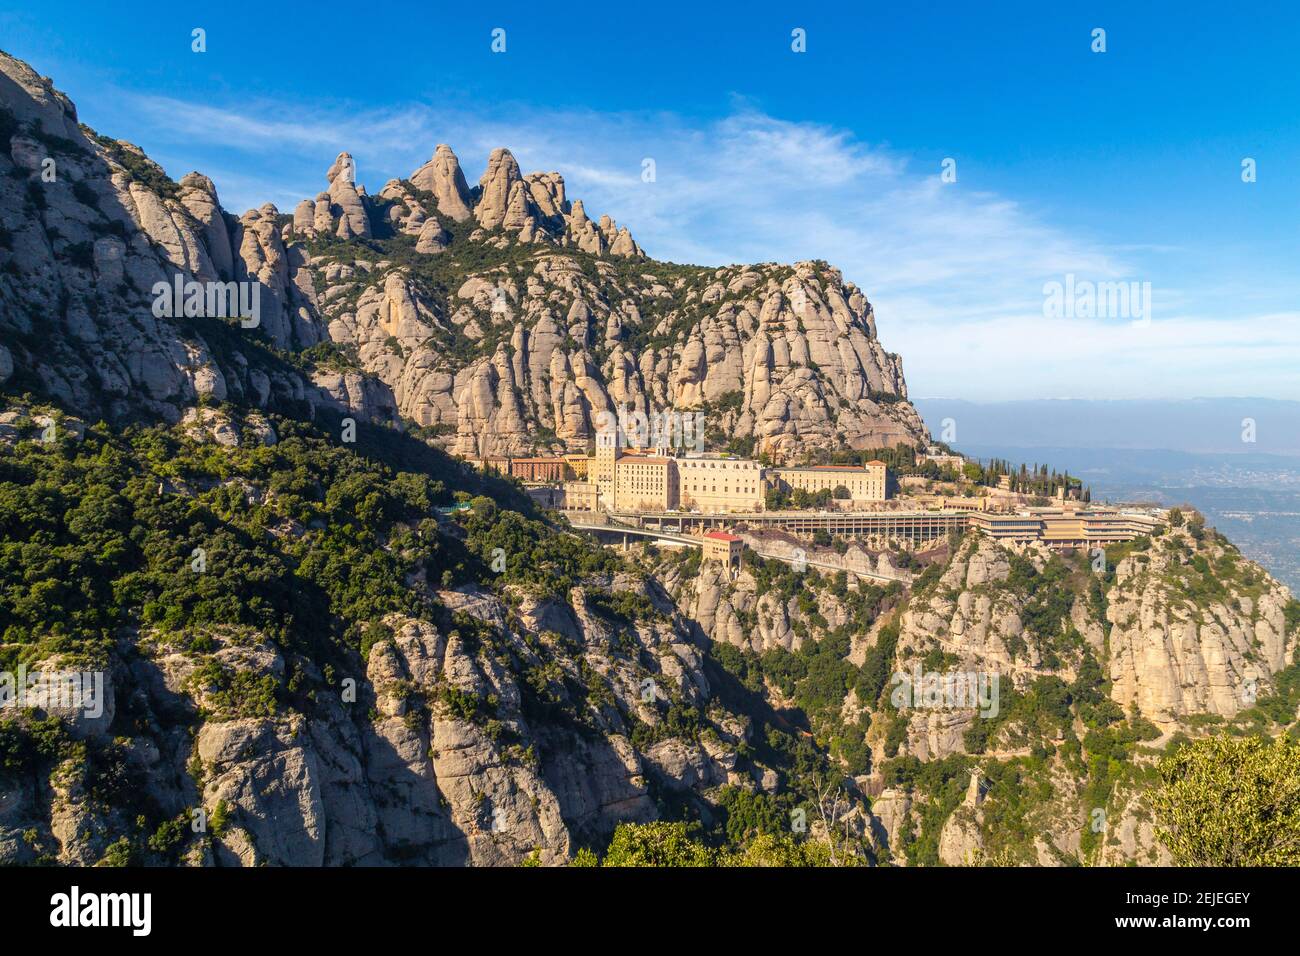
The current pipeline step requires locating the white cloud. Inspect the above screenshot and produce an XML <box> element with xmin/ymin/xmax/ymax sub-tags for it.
<box><xmin>88</xmin><ymin>88</ymin><xmax>1300</xmax><ymax>400</ymax></box>
<box><xmin>895</xmin><ymin>310</ymin><xmax>1300</xmax><ymax>400</ymax></box>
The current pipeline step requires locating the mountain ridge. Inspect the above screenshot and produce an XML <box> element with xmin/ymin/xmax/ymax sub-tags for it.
<box><xmin>2</xmin><ymin>50</ymin><xmax>1298</xmax><ymax>869</ymax></box>
<box><xmin>0</xmin><ymin>49</ymin><xmax>926</xmax><ymax>463</ymax></box>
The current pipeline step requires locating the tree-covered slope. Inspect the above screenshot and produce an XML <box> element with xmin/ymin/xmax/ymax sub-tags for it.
<box><xmin>0</xmin><ymin>398</ymin><xmax>876</xmax><ymax>865</ymax></box>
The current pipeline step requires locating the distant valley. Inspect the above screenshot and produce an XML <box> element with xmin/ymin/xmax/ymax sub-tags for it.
<box><xmin>916</xmin><ymin>399</ymin><xmax>1300</xmax><ymax>592</ymax></box>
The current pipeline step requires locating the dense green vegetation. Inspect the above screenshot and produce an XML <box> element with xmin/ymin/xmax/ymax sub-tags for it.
<box><xmin>1228</xmin><ymin>642</ymin><xmax>1300</xmax><ymax>735</ymax></box>
<box><xmin>454</xmin><ymin>494</ymin><xmax>617</xmax><ymax>601</ymax></box>
<box><xmin>578</xmin><ymin>820</ymin><xmax>846</xmax><ymax>867</ymax></box>
<box><xmin>967</xmin><ymin>457</ymin><xmax>1084</xmax><ymax>499</ymax></box>
<box><xmin>1152</xmin><ymin>734</ymin><xmax>1300</xmax><ymax>866</ymax></box>
<box><xmin>0</xmin><ymin>410</ymin><xmax>476</xmax><ymax>665</ymax></box>
<box><xmin>0</xmin><ymin>398</ymin><xmax>879</xmax><ymax>865</ymax></box>
<box><xmin>999</xmin><ymin>551</ymin><xmax>1089</xmax><ymax>667</ymax></box>
<box><xmin>764</xmin><ymin>485</ymin><xmax>835</xmax><ymax>510</ymax></box>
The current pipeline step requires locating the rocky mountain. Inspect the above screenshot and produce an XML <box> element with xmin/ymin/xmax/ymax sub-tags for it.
<box><xmin>0</xmin><ymin>49</ymin><xmax>907</xmax><ymax>866</ymax></box>
<box><xmin>0</xmin><ymin>50</ymin><xmax>924</xmax><ymax>463</ymax></box>
<box><xmin>2</xmin><ymin>51</ymin><xmax>1296</xmax><ymax>869</ymax></box>
<box><xmin>658</xmin><ymin>525</ymin><xmax>1299</xmax><ymax>865</ymax></box>
<box><xmin>0</xmin><ymin>400</ymin><xmax>805</xmax><ymax>866</ymax></box>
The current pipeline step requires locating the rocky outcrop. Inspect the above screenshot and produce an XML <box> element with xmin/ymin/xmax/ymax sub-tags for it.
<box><xmin>1</xmin><ymin>49</ymin><xmax>922</xmax><ymax>463</ymax></box>
<box><xmin>938</xmin><ymin>804</ymin><xmax>984</xmax><ymax>866</ymax></box>
<box><xmin>475</xmin><ymin>147</ymin><xmax>524</xmax><ymax>231</ymax></box>
<box><xmin>311</xmin><ymin>252</ymin><xmax>922</xmax><ymax>459</ymax></box>
<box><xmin>233</xmin><ymin>203</ymin><xmax>324</xmax><ymax>350</ymax></box>
<box><xmin>441</xmin><ymin>258</ymin><xmax>921</xmax><ymax>458</ymax></box>
<box><xmin>664</xmin><ymin>556</ymin><xmax>860</xmax><ymax>654</ymax></box>
<box><xmin>0</xmin><ymin>51</ymin><xmax>86</xmax><ymax>143</ymax></box>
<box><xmin>409</xmin><ymin>144</ymin><xmax>473</xmax><ymax>221</ymax></box>
<box><xmin>1105</xmin><ymin>527</ymin><xmax>1295</xmax><ymax>727</ymax></box>
<box><xmin>466</xmin><ymin>147</ymin><xmax>642</xmax><ymax>258</ymax></box>
<box><xmin>895</xmin><ymin>537</ymin><xmax>1040</xmax><ymax>687</ymax></box>
<box><xmin>886</xmin><ymin>530</ymin><xmax>1297</xmax><ymax>751</ymax></box>
<box><xmin>181</xmin><ymin>405</ymin><xmax>277</xmax><ymax>447</ymax></box>
<box><xmin>0</xmin><ymin>561</ymin><xmax>758</xmax><ymax>867</ymax></box>
<box><xmin>0</xmin><ymin>51</ymin><xmax>375</xmax><ymax>426</ymax></box>
<box><xmin>178</xmin><ymin>172</ymin><xmax>234</xmax><ymax>278</ymax></box>
<box><xmin>326</xmin><ymin>152</ymin><xmax>370</xmax><ymax>240</ymax></box>
<box><xmin>289</xmin><ymin>151</ymin><xmax>373</xmax><ymax>242</ymax></box>
<box><xmin>866</xmin><ymin>787</ymin><xmax>913</xmax><ymax>862</ymax></box>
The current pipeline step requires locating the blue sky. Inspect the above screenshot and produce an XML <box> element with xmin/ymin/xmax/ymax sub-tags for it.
<box><xmin>3</xmin><ymin>0</ymin><xmax>1298</xmax><ymax>400</ymax></box>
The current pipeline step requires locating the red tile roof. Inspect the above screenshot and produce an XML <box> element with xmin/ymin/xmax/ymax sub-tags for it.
<box><xmin>703</xmin><ymin>531</ymin><xmax>743</xmax><ymax>542</ymax></box>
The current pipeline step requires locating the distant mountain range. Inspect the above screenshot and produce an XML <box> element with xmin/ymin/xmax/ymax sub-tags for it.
<box><xmin>912</xmin><ymin>399</ymin><xmax>1300</xmax><ymax>593</ymax></box>
<box><xmin>914</xmin><ymin>398</ymin><xmax>1300</xmax><ymax>458</ymax></box>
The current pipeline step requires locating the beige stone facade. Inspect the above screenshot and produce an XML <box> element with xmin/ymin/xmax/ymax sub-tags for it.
<box><xmin>564</xmin><ymin>454</ymin><xmax>590</xmax><ymax>480</ymax></box>
<box><xmin>677</xmin><ymin>455</ymin><xmax>765</xmax><ymax>513</ymax></box>
<box><xmin>591</xmin><ymin>431</ymin><xmax>619</xmax><ymax>507</ymax></box>
<box><xmin>558</xmin><ymin>443</ymin><xmax>898</xmax><ymax>515</ymax></box>
<box><xmin>772</xmin><ymin>462</ymin><xmax>889</xmax><ymax>501</ymax></box>
<box><xmin>560</xmin><ymin>481</ymin><xmax>599</xmax><ymax>511</ymax></box>
<box><xmin>614</xmin><ymin>454</ymin><xmax>678</xmax><ymax>512</ymax></box>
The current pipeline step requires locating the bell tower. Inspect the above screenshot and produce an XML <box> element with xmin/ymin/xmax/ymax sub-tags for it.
<box><xmin>593</xmin><ymin>427</ymin><xmax>620</xmax><ymax>511</ymax></box>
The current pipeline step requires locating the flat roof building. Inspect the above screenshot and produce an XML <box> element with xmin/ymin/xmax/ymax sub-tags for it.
<box><xmin>972</xmin><ymin>508</ymin><xmax>1164</xmax><ymax>546</ymax></box>
<box><xmin>772</xmin><ymin>462</ymin><xmax>890</xmax><ymax>502</ymax></box>
<box><xmin>677</xmin><ymin>455</ymin><xmax>766</xmax><ymax>513</ymax></box>
<box><xmin>614</xmin><ymin>453</ymin><xmax>679</xmax><ymax>513</ymax></box>
<box><xmin>969</xmin><ymin>512</ymin><xmax>1045</xmax><ymax>541</ymax></box>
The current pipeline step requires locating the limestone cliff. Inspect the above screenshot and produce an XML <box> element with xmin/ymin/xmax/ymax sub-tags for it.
<box><xmin>0</xmin><ymin>51</ymin><xmax>387</xmax><ymax>426</ymax></box>
<box><xmin>0</xmin><ymin>579</ymin><xmax>757</xmax><ymax>866</ymax></box>
<box><xmin>0</xmin><ymin>50</ymin><xmax>926</xmax><ymax>462</ymax></box>
<box><xmin>0</xmin><ymin>395</ymin><xmax>775</xmax><ymax>866</ymax></box>
<box><xmin>653</xmin><ymin>526</ymin><xmax>1298</xmax><ymax>865</ymax></box>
